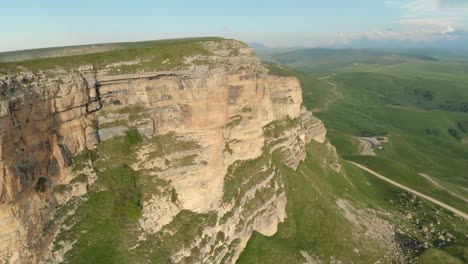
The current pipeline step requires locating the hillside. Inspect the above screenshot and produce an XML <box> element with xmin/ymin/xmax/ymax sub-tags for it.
<box><xmin>239</xmin><ymin>51</ymin><xmax>468</xmax><ymax>263</ymax></box>
<box><xmin>0</xmin><ymin>37</ymin><xmax>223</xmax><ymax>63</ymax></box>
<box><xmin>0</xmin><ymin>39</ymin><xmax>466</xmax><ymax>264</ymax></box>
<box><xmin>0</xmin><ymin>38</ymin><xmax>329</xmax><ymax>263</ymax></box>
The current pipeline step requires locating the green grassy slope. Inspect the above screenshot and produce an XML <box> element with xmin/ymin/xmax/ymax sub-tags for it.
<box><xmin>316</xmin><ymin>69</ymin><xmax>468</xmax><ymax>190</ymax></box>
<box><xmin>239</xmin><ymin>141</ymin><xmax>468</xmax><ymax>263</ymax></box>
<box><xmin>0</xmin><ymin>37</ymin><xmax>223</xmax><ymax>62</ymax></box>
<box><xmin>267</xmin><ymin>49</ymin><xmax>439</xmax><ymax>78</ymax></box>
<box><xmin>239</xmin><ymin>55</ymin><xmax>468</xmax><ymax>263</ymax></box>
<box><xmin>264</xmin><ymin>52</ymin><xmax>468</xmax><ymax>209</ymax></box>
<box><xmin>0</xmin><ymin>37</ymin><xmax>223</xmax><ymax>74</ymax></box>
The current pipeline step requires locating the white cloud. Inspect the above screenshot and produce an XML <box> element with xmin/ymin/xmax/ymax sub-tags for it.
<box><xmin>242</xmin><ymin>0</ymin><xmax>468</xmax><ymax>47</ymax></box>
<box><xmin>371</xmin><ymin>0</ymin><xmax>468</xmax><ymax>42</ymax></box>
<box><xmin>441</xmin><ymin>25</ymin><xmax>455</xmax><ymax>34</ymax></box>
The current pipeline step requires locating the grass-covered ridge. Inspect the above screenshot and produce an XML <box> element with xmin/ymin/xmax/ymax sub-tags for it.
<box><xmin>0</xmin><ymin>37</ymin><xmax>223</xmax><ymax>62</ymax></box>
<box><xmin>0</xmin><ymin>37</ymin><xmax>224</xmax><ymax>74</ymax></box>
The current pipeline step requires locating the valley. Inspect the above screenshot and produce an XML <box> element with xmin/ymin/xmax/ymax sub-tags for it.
<box><xmin>2</xmin><ymin>1</ymin><xmax>468</xmax><ymax>263</ymax></box>
<box><xmin>0</xmin><ymin>38</ymin><xmax>466</xmax><ymax>264</ymax></box>
<box><xmin>239</xmin><ymin>48</ymin><xmax>468</xmax><ymax>263</ymax></box>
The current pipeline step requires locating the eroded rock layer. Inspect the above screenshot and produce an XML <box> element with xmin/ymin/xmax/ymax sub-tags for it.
<box><xmin>0</xmin><ymin>40</ymin><xmax>326</xmax><ymax>263</ymax></box>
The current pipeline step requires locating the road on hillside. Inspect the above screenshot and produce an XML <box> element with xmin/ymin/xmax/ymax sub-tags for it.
<box><xmin>314</xmin><ymin>74</ymin><xmax>343</xmax><ymax>112</ymax></box>
<box><xmin>418</xmin><ymin>173</ymin><xmax>468</xmax><ymax>203</ymax></box>
<box><xmin>348</xmin><ymin>161</ymin><xmax>468</xmax><ymax>220</ymax></box>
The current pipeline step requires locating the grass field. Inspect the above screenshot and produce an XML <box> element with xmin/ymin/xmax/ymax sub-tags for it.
<box><xmin>263</xmin><ymin>50</ymin><xmax>468</xmax><ymax>206</ymax></box>
<box><xmin>239</xmin><ymin>140</ymin><xmax>468</xmax><ymax>263</ymax></box>
<box><xmin>0</xmin><ymin>37</ymin><xmax>222</xmax><ymax>74</ymax></box>
<box><xmin>243</xmin><ymin>50</ymin><xmax>468</xmax><ymax>263</ymax></box>
<box><xmin>0</xmin><ymin>37</ymin><xmax>222</xmax><ymax>62</ymax></box>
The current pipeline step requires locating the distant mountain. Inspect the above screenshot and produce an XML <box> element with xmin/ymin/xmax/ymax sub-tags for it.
<box><xmin>259</xmin><ymin>48</ymin><xmax>447</xmax><ymax>77</ymax></box>
<box><xmin>327</xmin><ymin>35</ymin><xmax>468</xmax><ymax>60</ymax></box>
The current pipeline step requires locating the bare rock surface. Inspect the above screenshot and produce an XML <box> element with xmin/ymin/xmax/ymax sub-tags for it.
<box><xmin>0</xmin><ymin>39</ymin><xmax>327</xmax><ymax>263</ymax></box>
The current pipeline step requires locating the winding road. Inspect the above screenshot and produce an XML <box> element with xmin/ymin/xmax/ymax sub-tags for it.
<box><xmin>348</xmin><ymin>161</ymin><xmax>468</xmax><ymax>220</ymax></box>
<box><xmin>313</xmin><ymin>74</ymin><xmax>343</xmax><ymax>113</ymax></box>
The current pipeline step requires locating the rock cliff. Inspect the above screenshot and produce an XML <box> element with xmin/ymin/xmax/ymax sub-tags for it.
<box><xmin>0</xmin><ymin>39</ymin><xmax>326</xmax><ymax>263</ymax></box>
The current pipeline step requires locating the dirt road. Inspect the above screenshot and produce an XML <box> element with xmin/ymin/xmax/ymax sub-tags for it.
<box><xmin>418</xmin><ymin>173</ymin><xmax>468</xmax><ymax>203</ymax></box>
<box><xmin>313</xmin><ymin>74</ymin><xmax>343</xmax><ymax>112</ymax></box>
<box><xmin>348</xmin><ymin>161</ymin><xmax>468</xmax><ymax>220</ymax></box>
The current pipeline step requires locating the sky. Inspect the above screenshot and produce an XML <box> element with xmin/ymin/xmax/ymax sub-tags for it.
<box><xmin>1</xmin><ymin>0</ymin><xmax>468</xmax><ymax>52</ymax></box>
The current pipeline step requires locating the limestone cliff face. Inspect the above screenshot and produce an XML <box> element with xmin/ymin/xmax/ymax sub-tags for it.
<box><xmin>0</xmin><ymin>40</ymin><xmax>326</xmax><ymax>263</ymax></box>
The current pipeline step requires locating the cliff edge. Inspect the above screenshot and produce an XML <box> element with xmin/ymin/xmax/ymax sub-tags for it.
<box><xmin>0</xmin><ymin>39</ymin><xmax>326</xmax><ymax>263</ymax></box>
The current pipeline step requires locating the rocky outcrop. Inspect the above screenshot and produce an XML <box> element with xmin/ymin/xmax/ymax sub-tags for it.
<box><xmin>0</xmin><ymin>39</ymin><xmax>326</xmax><ymax>263</ymax></box>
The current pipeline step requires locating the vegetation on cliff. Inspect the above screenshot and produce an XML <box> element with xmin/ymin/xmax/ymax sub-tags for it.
<box><xmin>0</xmin><ymin>37</ymin><xmax>221</xmax><ymax>74</ymax></box>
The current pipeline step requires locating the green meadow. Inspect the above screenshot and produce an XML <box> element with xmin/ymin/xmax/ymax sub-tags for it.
<box><xmin>0</xmin><ymin>37</ymin><xmax>222</xmax><ymax>74</ymax></box>
<box><xmin>239</xmin><ymin>51</ymin><xmax>468</xmax><ymax>263</ymax></box>
<box><xmin>263</xmin><ymin>51</ymin><xmax>468</xmax><ymax>208</ymax></box>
